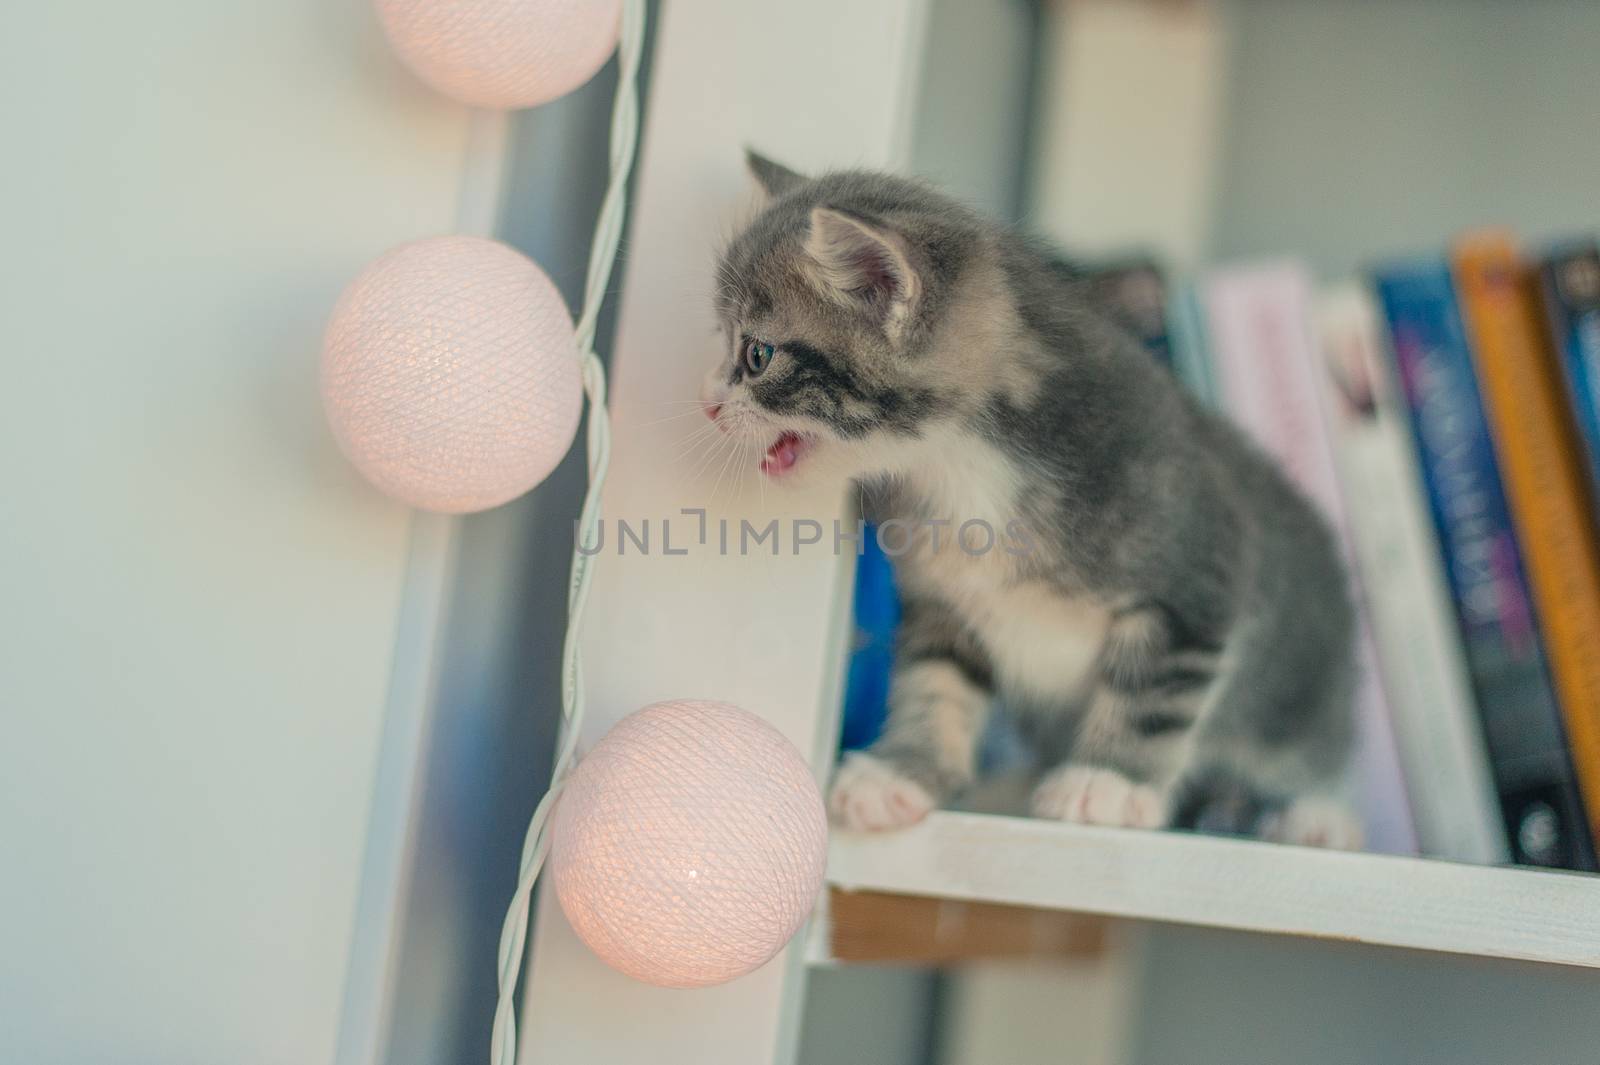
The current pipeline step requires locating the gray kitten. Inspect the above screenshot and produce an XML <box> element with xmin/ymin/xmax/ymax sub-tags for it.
<box><xmin>702</xmin><ymin>153</ymin><xmax>1360</xmax><ymax>847</ymax></box>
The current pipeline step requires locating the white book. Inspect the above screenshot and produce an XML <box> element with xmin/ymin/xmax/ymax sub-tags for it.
<box><xmin>1203</xmin><ymin>262</ymin><xmax>1415</xmax><ymax>855</ymax></box>
<box><xmin>1312</xmin><ymin>284</ymin><xmax>1508</xmax><ymax>864</ymax></box>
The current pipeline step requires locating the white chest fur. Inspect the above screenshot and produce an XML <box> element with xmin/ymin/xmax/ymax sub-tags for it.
<box><xmin>972</xmin><ymin>581</ymin><xmax>1108</xmax><ymax>701</ymax></box>
<box><xmin>892</xmin><ymin>433</ymin><xmax>1111</xmax><ymax>704</ymax></box>
<box><xmin>920</xmin><ymin>558</ymin><xmax>1109</xmax><ymax>703</ymax></box>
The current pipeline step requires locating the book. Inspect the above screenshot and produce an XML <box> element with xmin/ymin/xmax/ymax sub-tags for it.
<box><xmin>1166</xmin><ymin>279</ymin><xmax>1221</xmax><ymax>406</ymax></box>
<box><xmin>1201</xmin><ymin>261</ymin><xmax>1417</xmax><ymax>855</ymax></box>
<box><xmin>1313</xmin><ymin>284</ymin><xmax>1505</xmax><ymax>864</ymax></box>
<box><xmin>1538</xmin><ymin>242</ymin><xmax>1600</xmax><ymax>519</ymax></box>
<box><xmin>1453</xmin><ymin>231</ymin><xmax>1600</xmax><ymax>858</ymax></box>
<box><xmin>1373</xmin><ymin>257</ymin><xmax>1595</xmax><ymax>870</ymax></box>
<box><xmin>839</xmin><ymin>522</ymin><xmax>899</xmax><ymax>751</ymax></box>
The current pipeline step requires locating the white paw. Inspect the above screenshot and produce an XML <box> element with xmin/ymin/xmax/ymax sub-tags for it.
<box><xmin>828</xmin><ymin>753</ymin><xmax>936</xmax><ymax>831</ymax></box>
<box><xmin>1031</xmin><ymin>766</ymin><xmax>1166</xmax><ymax>829</ymax></box>
<box><xmin>1260</xmin><ymin>797</ymin><xmax>1364</xmax><ymax>850</ymax></box>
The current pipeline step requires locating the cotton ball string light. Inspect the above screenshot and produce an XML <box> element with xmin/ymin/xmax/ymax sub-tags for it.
<box><xmin>550</xmin><ymin>700</ymin><xmax>829</xmax><ymax>988</ymax></box>
<box><xmin>321</xmin><ymin>235</ymin><xmax>582</xmax><ymax>513</ymax></box>
<box><xmin>374</xmin><ymin>0</ymin><xmax>621</xmax><ymax>110</ymax></box>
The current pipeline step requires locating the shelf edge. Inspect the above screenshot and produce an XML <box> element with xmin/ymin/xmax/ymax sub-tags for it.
<box><xmin>826</xmin><ymin>811</ymin><xmax>1600</xmax><ymax>969</ymax></box>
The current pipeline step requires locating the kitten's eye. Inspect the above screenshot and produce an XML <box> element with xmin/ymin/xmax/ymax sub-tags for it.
<box><xmin>742</xmin><ymin>337</ymin><xmax>776</xmax><ymax>377</ymax></box>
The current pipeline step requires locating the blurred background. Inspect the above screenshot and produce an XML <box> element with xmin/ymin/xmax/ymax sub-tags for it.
<box><xmin>4</xmin><ymin>1</ymin><xmax>1599</xmax><ymax>1064</ymax></box>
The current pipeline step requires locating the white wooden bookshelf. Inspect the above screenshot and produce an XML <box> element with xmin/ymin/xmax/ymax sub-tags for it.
<box><xmin>825</xmin><ymin>812</ymin><xmax>1600</xmax><ymax>970</ymax></box>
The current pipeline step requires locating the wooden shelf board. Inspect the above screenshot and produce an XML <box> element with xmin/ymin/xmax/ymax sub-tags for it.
<box><xmin>824</xmin><ymin>811</ymin><xmax>1600</xmax><ymax>969</ymax></box>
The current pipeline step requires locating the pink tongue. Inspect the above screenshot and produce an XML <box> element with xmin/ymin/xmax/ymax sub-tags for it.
<box><xmin>762</xmin><ymin>433</ymin><xmax>801</xmax><ymax>473</ymax></box>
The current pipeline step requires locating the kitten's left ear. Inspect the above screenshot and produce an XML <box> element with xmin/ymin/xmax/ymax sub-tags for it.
<box><xmin>804</xmin><ymin>207</ymin><xmax>921</xmax><ymax>339</ymax></box>
<box><xmin>746</xmin><ymin>149</ymin><xmax>806</xmax><ymax>199</ymax></box>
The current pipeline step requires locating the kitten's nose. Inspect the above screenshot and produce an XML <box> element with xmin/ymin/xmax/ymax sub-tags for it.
<box><xmin>703</xmin><ymin>401</ymin><xmax>723</xmax><ymax>421</ymax></box>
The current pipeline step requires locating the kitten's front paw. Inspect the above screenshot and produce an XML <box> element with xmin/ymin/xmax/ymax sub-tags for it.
<box><xmin>828</xmin><ymin>752</ymin><xmax>936</xmax><ymax>831</ymax></box>
<box><xmin>1031</xmin><ymin>766</ymin><xmax>1166</xmax><ymax>829</ymax></box>
<box><xmin>1259</xmin><ymin>797</ymin><xmax>1363</xmax><ymax>850</ymax></box>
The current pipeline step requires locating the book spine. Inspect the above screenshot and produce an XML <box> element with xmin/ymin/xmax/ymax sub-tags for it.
<box><xmin>1313</xmin><ymin>284</ymin><xmax>1506</xmax><ymax>863</ymax></box>
<box><xmin>1202</xmin><ymin>262</ymin><xmax>1417</xmax><ymax>854</ymax></box>
<box><xmin>1539</xmin><ymin>243</ymin><xmax>1600</xmax><ymax>518</ymax></box>
<box><xmin>1373</xmin><ymin>257</ymin><xmax>1595</xmax><ymax>870</ymax></box>
<box><xmin>1166</xmin><ymin>280</ymin><xmax>1221</xmax><ymax>406</ymax></box>
<box><xmin>1453</xmin><ymin>232</ymin><xmax>1600</xmax><ymax>857</ymax></box>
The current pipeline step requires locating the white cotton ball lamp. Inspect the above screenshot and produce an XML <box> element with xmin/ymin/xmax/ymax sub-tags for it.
<box><xmin>374</xmin><ymin>0</ymin><xmax>622</xmax><ymax>110</ymax></box>
<box><xmin>321</xmin><ymin>235</ymin><xmax>583</xmax><ymax>513</ymax></box>
<box><xmin>550</xmin><ymin>700</ymin><xmax>830</xmax><ymax>988</ymax></box>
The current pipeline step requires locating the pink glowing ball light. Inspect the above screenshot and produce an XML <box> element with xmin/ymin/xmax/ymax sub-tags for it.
<box><xmin>374</xmin><ymin>0</ymin><xmax>622</xmax><ymax>110</ymax></box>
<box><xmin>550</xmin><ymin>700</ymin><xmax>830</xmax><ymax>988</ymax></box>
<box><xmin>321</xmin><ymin>236</ymin><xmax>583</xmax><ymax>514</ymax></box>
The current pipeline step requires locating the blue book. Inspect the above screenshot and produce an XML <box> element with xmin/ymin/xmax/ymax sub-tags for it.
<box><xmin>1539</xmin><ymin>242</ymin><xmax>1600</xmax><ymax>519</ymax></box>
<box><xmin>838</xmin><ymin>522</ymin><xmax>899</xmax><ymax>752</ymax></box>
<box><xmin>836</xmin><ymin>527</ymin><xmax>1032</xmax><ymax>775</ymax></box>
<box><xmin>1373</xmin><ymin>258</ymin><xmax>1594</xmax><ymax>870</ymax></box>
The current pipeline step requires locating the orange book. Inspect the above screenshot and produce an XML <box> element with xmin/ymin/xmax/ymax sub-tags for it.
<box><xmin>1453</xmin><ymin>231</ymin><xmax>1600</xmax><ymax>846</ymax></box>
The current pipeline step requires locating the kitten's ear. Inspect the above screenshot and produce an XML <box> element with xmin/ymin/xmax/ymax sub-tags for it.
<box><xmin>803</xmin><ymin>207</ymin><xmax>920</xmax><ymax>338</ymax></box>
<box><xmin>745</xmin><ymin>149</ymin><xmax>806</xmax><ymax>199</ymax></box>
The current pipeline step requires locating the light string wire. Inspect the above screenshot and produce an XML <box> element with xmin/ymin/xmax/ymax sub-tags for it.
<box><xmin>489</xmin><ymin>1</ymin><xmax>646</xmax><ymax>1062</ymax></box>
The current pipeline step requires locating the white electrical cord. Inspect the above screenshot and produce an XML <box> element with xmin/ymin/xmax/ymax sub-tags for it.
<box><xmin>489</xmin><ymin>1</ymin><xmax>646</xmax><ymax>1061</ymax></box>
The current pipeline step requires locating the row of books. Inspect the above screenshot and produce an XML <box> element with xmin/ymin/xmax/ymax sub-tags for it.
<box><xmin>1132</xmin><ymin>234</ymin><xmax>1600</xmax><ymax>870</ymax></box>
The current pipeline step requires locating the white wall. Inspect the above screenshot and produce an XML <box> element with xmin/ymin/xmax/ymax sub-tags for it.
<box><xmin>795</xmin><ymin>966</ymin><xmax>938</xmax><ymax>1065</ymax></box>
<box><xmin>1209</xmin><ymin>0</ymin><xmax>1600</xmax><ymax>276</ymax></box>
<box><xmin>1027</xmin><ymin>0</ymin><xmax>1600</xmax><ymax>277</ymax></box>
<box><xmin>1130</xmin><ymin>925</ymin><xmax>1600</xmax><ymax>1065</ymax></box>
<box><xmin>0</xmin><ymin>5</ymin><xmax>480</xmax><ymax>1062</ymax></box>
<box><xmin>1028</xmin><ymin>0</ymin><xmax>1228</xmax><ymax>268</ymax></box>
<box><xmin>906</xmin><ymin>0</ymin><xmax>1036</xmax><ymax>221</ymax></box>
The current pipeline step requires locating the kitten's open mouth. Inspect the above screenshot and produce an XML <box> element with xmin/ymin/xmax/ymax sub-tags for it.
<box><xmin>759</xmin><ymin>431</ymin><xmax>815</xmax><ymax>477</ymax></box>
